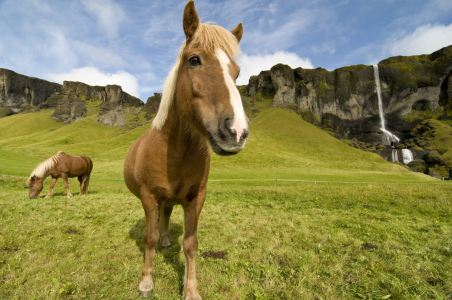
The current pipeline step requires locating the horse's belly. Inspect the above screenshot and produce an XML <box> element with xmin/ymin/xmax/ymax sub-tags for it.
<box><xmin>67</xmin><ymin>168</ymin><xmax>86</xmax><ymax>177</ymax></box>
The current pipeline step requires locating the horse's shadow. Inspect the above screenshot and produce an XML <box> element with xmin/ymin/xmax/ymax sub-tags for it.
<box><xmin>129</xmin><ymin>217</ymin><xmax>185</xmax><ymax>291</ymax></box>
<box><xmin>40</xmin><ymin>191</ymin><xmax>99</xmax><ymax>198</ymax></box>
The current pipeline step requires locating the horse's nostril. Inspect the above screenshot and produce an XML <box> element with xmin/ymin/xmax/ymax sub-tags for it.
<box><xmin>219</xmin><ymin>116</ymin><xmax>235</xmax><ymax>138</ymax></box>
<box><xmin>241</xmin><ymin>129</ymin><xmax>249</xmax><ymax>140</ymax></box>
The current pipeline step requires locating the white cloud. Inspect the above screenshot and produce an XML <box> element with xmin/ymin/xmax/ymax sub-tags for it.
<box><xmin>388</xmin><ymin>23</ymin><xmax>452</xmax><ymax>56</ymax></box>
<box><xmin>48</xmin><ymin>67</ymin><xmax>140</xmax><ymax>98</ymax></box>
<box><xmin>81</xmin><ymin>0</ymin><xmax>127</xmax><ymax>38</ymax></box>
<box><xmin>46</xmin><ymin>29</ymin><xmax>79</xmax><ymax>71</ymax></box>
<box><xmin>431</xmin><ymin>0</ymin><xmax>452</xmax><ymax>12</ymax></box>
<box><xmin>73</xmin><ymin>41</ymin><xmax>124</xmax><ymax>68</ymax></box>
<box><xmin>236</xmin><ymin>51</ymin><xmax>314</xmax><ymax>85</ymax></box>
<box><xmin>245</xmin><ymin>14</ymin><xmax>315</xmax><ymax>53</ymax></box>
<box><xmin>311</xmin><ymin>44</ymin><xmax>336</xmax><ymax>55</ymax></box>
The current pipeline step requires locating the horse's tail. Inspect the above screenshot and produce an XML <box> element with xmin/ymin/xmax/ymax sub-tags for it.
<box><xmin>82</xmin><ymin>174</ymin><xmax>91</xmax><ymax>194</ymax></box>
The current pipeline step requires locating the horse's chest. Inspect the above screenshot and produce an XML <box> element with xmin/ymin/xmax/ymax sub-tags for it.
<box><xmin>150</xmin><ymin>182</ymin><xmax>201</xmax><ymax>207</ymax></box>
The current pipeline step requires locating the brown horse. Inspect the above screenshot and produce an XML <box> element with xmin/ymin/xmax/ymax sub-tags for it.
<box><xmin>124</xmin><ymin>1</ymin><xmax>248</xmax><ymax>299</ymax></box>
<box><xmin>26</xmin><ymin>151</ymin><xmax>93</xmax><ymax>199</ymax></box>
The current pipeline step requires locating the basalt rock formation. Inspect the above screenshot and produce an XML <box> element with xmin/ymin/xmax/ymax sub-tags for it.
<box><xmin>94</xmin><ymin>84</ymin><xmax>143</xmax><ymax>127</ymax></box>
<box><xmin>143</xmin><ymin>93</ymin><xmax>162</xmax><ymax>121</ymax></box>
<box><xmin>247</xmin><ymin>45</ymin><xmax>452</xmax><ymax>143</ymax></box>
<box><xmin>0</xmin><ymin>68</ymin><xmax>61</xmax><ymax>116</ymax></box>
<box><xmin>49</xmin><ymin>93</ymin><xmax>87</xmax><ymax>124</ymax></box>
<box><xmin>0</xmin><ymin>69</ymin><xmax>144</xmax><ymax>126</ymax></box>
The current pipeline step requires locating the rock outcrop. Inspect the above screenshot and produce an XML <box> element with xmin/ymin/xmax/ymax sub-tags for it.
<box><xmin>247</xmin><ymin>45</ymin><xmax>452</xmax><ymax>143</ymax></box>
<box><xmin>95</xmin><ymin>84</ymin><xmax>143</xmax><ymax>127</ymax></box>
<box><xmin>143</xmin><ymin>93</ymin><xmax>162</xmax><ymax>121</ymax></box>
<box><xmin>50</xmin><ymin>94</ymin><xmax>86</xmax><ymax>124</ymax></box>
<box><xmin>0</xmin><ymin>68</ymin><xmax>61</xmax><ymax>114</ymax></box>
<box><xmin>0</xmin><ymin>68</ymin><xmax>144</xmax><ymax>127</ymax></box>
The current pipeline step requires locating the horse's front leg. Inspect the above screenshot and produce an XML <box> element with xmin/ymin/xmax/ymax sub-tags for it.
<box><xmin>159</xmin><ymin>206</ymin><xmax>173</xmax><ymax>248</ymax></box>
<box><xmin>61</xmin><ymin>174</ymin><xmax>72</xmax><ymax>198</ymax></box>
<box><xmin>45</xmin><ymin>176</ymin><xmax>58</xmax><ymax>198</ymax></box>
<box><xmin>182</xmin><ymin>194</ymin><xmax>205</xmax><ymax>300</ymax></box>
<box><xmin>138</xmin><ymin>194</ymin><xmax>160</xmax><ymax>297</ymax></box>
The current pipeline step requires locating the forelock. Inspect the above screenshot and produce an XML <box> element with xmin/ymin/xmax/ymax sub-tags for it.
<box><xmin>190</xmin><ymin>22</ymin><xmax>241</xmax><ymax>58</ymax></box>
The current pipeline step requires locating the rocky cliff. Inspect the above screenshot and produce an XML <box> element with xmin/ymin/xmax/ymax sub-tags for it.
<box><xmin>0</xmin><ymin>68</ymin><xmax>61</xmax><ymax>117</ymax></box>
<box><xmin>246</xmin><ymin>45</ymin><xmax>452</xmax><ymax>143</ymax></box>
<box><xmin>0</xmin><ymin>69</ymin><xmax>144</xmax><ymax>126</ymax></box>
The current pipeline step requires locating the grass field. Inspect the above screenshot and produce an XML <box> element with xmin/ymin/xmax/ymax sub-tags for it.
<box><xmin>1</xmin><ymin>107</ymin><xmax>451</xmax><ymax>299</ymax></box>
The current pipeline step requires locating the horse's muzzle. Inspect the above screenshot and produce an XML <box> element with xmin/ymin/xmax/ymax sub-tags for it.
<box><xmin>207</xmin><ymin>115</ymin><xmax>249</xmax><ymax>155</ymax></box>
<box><xmin>208</xmin><ymin>129</ymin><xmax>249</xmax><ymax>156</ymax></box>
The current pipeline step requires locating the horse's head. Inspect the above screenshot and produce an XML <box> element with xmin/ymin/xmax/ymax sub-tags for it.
<box><xmin>174</xmin><ymin>1</ymin><xmax>249</xmax><ymax>156</ymax></box>
<box><xmin>26</xmin><ymin>175</ymin><xmax>43</xmax><ymax>199</ymax></box>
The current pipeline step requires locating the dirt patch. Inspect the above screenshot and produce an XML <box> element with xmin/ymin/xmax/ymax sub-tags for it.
<box><xmin>63</xmin><ymin>228</ymin><xmax>83</xmax><ymax>235</ymax></box>
<box><xmin>361</xmin><ymin>242</ymin><xmax>378</xmax><ymax>250</ymax></box>
<box><xmin>201</xmin><ymin>250</ymin><xmax>227</xmax><ymax>259</ymax></box>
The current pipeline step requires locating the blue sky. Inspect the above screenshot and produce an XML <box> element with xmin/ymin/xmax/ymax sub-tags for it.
<box><xmin>1</xmin><ymin>0</ymin><xmax>451</xmax><ymax>101</ymax></box>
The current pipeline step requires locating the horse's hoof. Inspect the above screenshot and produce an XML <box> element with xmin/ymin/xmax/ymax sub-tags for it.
<box><xmin>67</xmin><ymin>193</ymin><xmax>72</xmax><ymax>199</ymax></box>
<box><xmin>183</xmin><ymin>292</ymin><xmax>202</xmax><ymax>300</ymax></box>
<box><xmin>138</xmin><ymin>278</ymin><xmax>153</xmax><ymax>297</ymax></box>
<box><xmin>140</xmin><ymin>291</ymin><xmax>149</xmax><ymax>297</ymax></box>
<box><xmin>161</xmin><ymin>236</ymin><xmax>171</xmax><ymax>248</ymax></box>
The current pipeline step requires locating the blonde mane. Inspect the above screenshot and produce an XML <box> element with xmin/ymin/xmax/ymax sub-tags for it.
<box><xmin>26</xmin><ymin>151</ymin><xmax>63</xmax><ymax>185</ymax></box>
<box><xmin>152</xmin><ymin>22</ymin><xmax>242</xmax><ymax>131</ymax></box>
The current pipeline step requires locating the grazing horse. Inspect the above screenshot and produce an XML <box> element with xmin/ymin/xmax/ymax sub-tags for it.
<box><xmin>26</xmin><ymin>151</ymin><xmax>93</xmax><ymax>199</ymax></box>
<box><xmin>124</xmin><ymin>1</ymin><xmax>248</xmax><ymax>298</ymax></box>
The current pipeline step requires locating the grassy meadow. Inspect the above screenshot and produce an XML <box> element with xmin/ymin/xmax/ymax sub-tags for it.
<box><xmin>1</xmin><ymin>107</ymin><xmax>451</xmax><ymax>299</ymax></box>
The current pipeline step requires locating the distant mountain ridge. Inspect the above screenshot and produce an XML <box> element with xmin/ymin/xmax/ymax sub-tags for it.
<box><xmin>0</xmin><ymin>68</ymin><xmax>61</xmax><ymax>115</ymax></box>
<box><xmin>0</xmin><ymin>68</ymin><xmax>144</xmax><ymax>126</ymax></box>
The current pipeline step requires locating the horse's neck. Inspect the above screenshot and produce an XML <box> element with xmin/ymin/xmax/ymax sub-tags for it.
<box><xmin>43</xmin><ymin>164</ymin><xmax>58</xmax><ymax>179</ymax></box>
<box><xmin>36</xmin><ymin>173</ymin><xmax>50</xmax><ymax>183</ymax></box>
<box><xmin>161</xmin><ymin>107</ymin><xmax>209</xmax><ymax>162</ymax></box>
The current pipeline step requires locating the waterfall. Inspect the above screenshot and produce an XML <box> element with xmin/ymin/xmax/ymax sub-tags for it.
<box><xmin>391</xmin><ymin>149</ymin><xmax>414</xmax><ymax>164</ymax></box>
<box><xmin>392</xmin><ymin>149</ymin><xmax>398</xmax><ymax>163</ymax></box>
<box><xmin>401</xmin><ymin>149</ymin><xmax>414</xmax><ymax>165</ymax></box>
<box><xmin>373</xmin><ymin>65</ymin><xmax>400</xmax><ymax>145</ymax></box>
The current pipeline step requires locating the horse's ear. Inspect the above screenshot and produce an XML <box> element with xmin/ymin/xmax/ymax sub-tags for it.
<box><xmin>231</xmin><ymin>22</ymin><xmax>243</xmax><ymax>43</ymax></box>
<box><xmin>183</xmin><ymin>0</ymin><xmax>199</xmax><ymax>41</ymax></box>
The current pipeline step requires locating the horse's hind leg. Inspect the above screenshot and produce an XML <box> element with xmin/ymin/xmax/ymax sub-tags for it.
<box><xmin>139</xmin><ymin>194</ymin><xmax>160</xmax><ymax>297</ymax></box>
<box><xmin>159</xmin><ymin>206</ymin><xmax>173</xmax><ymax>248</ymax></box>
<box><xmin>78</xmin><ymin>174</ymin><xmax>89</xmax><ymax>196</ymax></box>
<box><xmin>45</xmin><ymin>177</ymin><xmax>58</xmax><ymax>198</ymax></box>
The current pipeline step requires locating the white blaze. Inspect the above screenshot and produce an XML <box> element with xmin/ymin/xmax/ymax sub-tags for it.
<box><xmin>216</xmin><ymin>49</ymin><xmax>248</xmax><ymax>143</ymax></box>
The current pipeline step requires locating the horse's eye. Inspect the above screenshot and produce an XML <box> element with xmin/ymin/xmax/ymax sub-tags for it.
<box><xmin>189</xmin><ymin>56</ymin><xmax>201</xmax><ymax>66</ymax></box>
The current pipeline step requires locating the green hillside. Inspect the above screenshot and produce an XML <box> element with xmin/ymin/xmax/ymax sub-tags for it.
<box><xmin>0</xmin><ymin>107</ymin><xmax>432</xmax><ymax>182</ymax></box>
<box><xmin>1</xmin><ymin>107</ymin><xmax>450</xmax><ymax>300</ymax></box>
<box><xmin>210</xmin><ymin>108</ymin><xmax>431</xmax><ymax>182</ymax></box>
<box><xmin>0</xmin><ymin>149</ymin><xmax>41</xmax><ymax>177</ymax></box>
